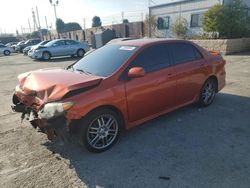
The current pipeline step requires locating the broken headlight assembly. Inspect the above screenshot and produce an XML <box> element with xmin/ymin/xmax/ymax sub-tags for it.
<box><xmin>38</xmin><ymin>102</ymin><xmax>74</xmax><ymax>119</ymax></box>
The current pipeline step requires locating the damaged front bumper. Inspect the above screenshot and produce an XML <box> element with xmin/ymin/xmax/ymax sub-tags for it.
<box><xmin>11</xmin><ymin>94</ymin><xmax>72</xmax><ymax>142</ymax></box>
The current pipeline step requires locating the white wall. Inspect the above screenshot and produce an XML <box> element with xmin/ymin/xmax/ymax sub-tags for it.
<box><xmin>150</xmin><ymin>0</ymin><xmax>222</xmax><ymax>38</ymax></box>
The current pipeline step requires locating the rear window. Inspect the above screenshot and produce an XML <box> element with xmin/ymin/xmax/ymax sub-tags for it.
<box><xmin>169</xmin><ymin>43</ymin><xmax>202</xmax><ymax>64</ymax></box>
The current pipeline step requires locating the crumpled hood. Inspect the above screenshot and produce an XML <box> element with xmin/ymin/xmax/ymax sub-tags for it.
<box><xmin>18</xmin><ymin>68</ymin><xmax>102</xmax><ymax>103</ymax></box>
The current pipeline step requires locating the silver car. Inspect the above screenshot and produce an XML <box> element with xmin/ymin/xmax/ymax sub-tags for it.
<box><xmin>0</xmin><ymin>44</ymin><xmax>14</xmax><ymax>56</ymax></box>
<box><xmin>28</xmin><ymin>39</ymin><xmax>89</xmax><ymax>60</ymax></box>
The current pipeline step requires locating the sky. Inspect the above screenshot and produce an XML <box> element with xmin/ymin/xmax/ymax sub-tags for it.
<box><xmin>0</xmin><ymin>0</ymin><xmax>173</xmax><ymax>34</ymax></box>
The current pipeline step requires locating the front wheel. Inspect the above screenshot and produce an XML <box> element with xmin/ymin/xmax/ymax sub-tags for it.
<box><xmin>4</xmin><ymin>50</ymin><xmax>10</xmax><ymax>56</ymax></box>
<box><xmin>78</xmin><ymin>109</ymin><xmax>121</xmax><ymax>152</ymax></box>
<box><xmin>199</xmin><ymin>78</ymin><xmax>217</xmax><ymax>106</ymax></box>
<box><xmin>42</xmin><ymin>52</ymin><xmax>51</xmax><ymax>60</ymax></box>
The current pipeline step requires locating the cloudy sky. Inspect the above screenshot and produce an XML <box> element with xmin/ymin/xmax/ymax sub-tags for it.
<box><xmin>0</xmin><ymin>0</ymin><xmax>174</xmax><ymax>34</ymax></box>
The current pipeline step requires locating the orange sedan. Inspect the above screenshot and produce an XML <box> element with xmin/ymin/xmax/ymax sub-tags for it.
<box><xmin>11</xmin><ymin>39</ymin><xmax>226</xmax><ymax>152</ymax></box>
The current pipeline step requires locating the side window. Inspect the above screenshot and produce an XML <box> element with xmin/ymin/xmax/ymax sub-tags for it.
<box><xmin>54</xmin><ymin>40</ymin><xmax>65</xmax><ymax>46</ymax></box>
<box><xmin>65</xmin><ymin>40</ymin><xmax>78</xmax><ymax>45</ymax></box>
<box><xmin>193</xmin><ymin>46</ymin><xmax>203</xmax><ymax>59</ymax></box>
<box><xmin>130</xmin><ymin>44</ymin><xmax>171</xmax><ymax>72</ymax></box>
<box><xmin>169</xmin><ymin>43</ymin><xmax>200</xmax><ymax>64</ymax></box>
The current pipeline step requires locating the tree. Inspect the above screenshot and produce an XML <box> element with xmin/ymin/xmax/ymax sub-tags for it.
<box><xmin>30</xmin><ymin>31</ymin><xmax>40</xmax><ymax>38</ymax></box>
<box><xmin>203</xmin><ymin>0</ymin><xmax>249</xmax><ymax>38</ymax></box>
<box><xmin>172</xmin><ymin>17</ymin><xmax>188</xmax><ymax>38</ymax></box>
<box><xmin>56</xmin><ymin>18</ymin><xmax>65</xmax><ymax>33</ymax></box>
<box><xmin>64</xmin><ymin>22</ymin><xmax>82</xmax><ymax>32</ymax></box>
<box><xmin>92</xmin><ymin>16</ymin><xmax>102</xmax><ymax>27</ymax></box>
<box><xmin>144</xmin><ymin>14</ymin><xmax>157</xmax><ymax>37</ymax></box>
<box><xmin>122</xmin><ymin>19</ymin><xmax>129</xmax><ymax>24</ymax></box>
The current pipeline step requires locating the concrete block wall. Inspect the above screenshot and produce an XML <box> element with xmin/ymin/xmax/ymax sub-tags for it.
<box><xmin>191</xmin><ymin>38</ymin><xmax>250</xmax><ymax>54</ymax></box>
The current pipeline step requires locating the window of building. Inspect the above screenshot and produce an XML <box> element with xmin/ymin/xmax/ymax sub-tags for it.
<box><xmin>157</xmin><ymin>16</ymin><xmax>170</xmax><ymax>30</ymax></box>
<box><xmin>190</xmin><ymin>14</ymin><xmax>203</xmax><ymax>27</ymax></box>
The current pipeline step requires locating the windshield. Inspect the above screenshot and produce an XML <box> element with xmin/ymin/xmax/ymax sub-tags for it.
<box><xmin>72</xmin><ymin>44</ymin><xmax>137</xmax><ymax>77</ymax></box>
<box><xmin>45</xmin><ymin>40</ymin><xmax>58</xmax><ymax>47</ymax></box>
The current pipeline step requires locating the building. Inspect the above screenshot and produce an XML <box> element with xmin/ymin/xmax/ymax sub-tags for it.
<box><xmin>149</xmin><ymin>0</ymin><xmax>250</xmax><ymax>38</ymax></box>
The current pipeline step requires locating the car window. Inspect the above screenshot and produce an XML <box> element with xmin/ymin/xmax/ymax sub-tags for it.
<box><xmin>65</xmin><ymin>40</ymin><xmax>78</xmax><ymax>45</ymax></box>
<box><xmin>72</xmin><ymin>44</ymin><xmax>137</xmax><ymax>77</ymax></box>
<box><xmin>129</xmin><ymin>44</ymin><xmax>171</xmax><ymax>72</ymax></box>
<box><xmin>169</xmin><ymin>43</ymin><xmax>201</xmax><ymax>64</ymax></box>
<box><xmin>0</xmin><ymin>44</ymin><xmax>5</xmax><ymax>48</ymax></box>
<box><xmin>53</xmin><ymin>40</ymin><xmax>65</xmax><ymax>46</ymax></box>
<box><xmin>193</xmin><ymin>46</ymin><xmax>203</xmax><ymax>59</ymax></box>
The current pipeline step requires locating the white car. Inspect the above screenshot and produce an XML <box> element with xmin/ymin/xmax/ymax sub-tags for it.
<box><xmin>0</xmin><ymin>44</ymin><xmax>14</xmax><ymax>56</ymax></box>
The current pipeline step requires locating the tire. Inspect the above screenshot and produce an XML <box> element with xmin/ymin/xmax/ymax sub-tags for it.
<box><xmin>77</xmin><ymin>49</ymin><xmax>85</xmax><ymax>58</ymax></box>
<box><xmin>78</xmin><ymin>109</ymin><xmax>121</xmax><ymax>152</ymax></box>
<box><xmin>42</xmin><ymin>51</ymin><xmax>51</xmax><ymax>60</ymax></box>
<box><xmin>199</xmin><ymin>78</ymin><xmax>217</xmax><ymax>106</ymax></box>
<box><xmin>4</xmin><ymin>50</ymin><xmax>10</xmax><ymax>56</ymax></box>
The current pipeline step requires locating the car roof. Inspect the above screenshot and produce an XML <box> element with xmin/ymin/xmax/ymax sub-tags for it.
<box><xmin>114</xmin><ymin>38</ymin><xmax>187</xmax><ymax>47</ymax></box>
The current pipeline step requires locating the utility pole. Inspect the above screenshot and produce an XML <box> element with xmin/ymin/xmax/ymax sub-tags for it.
<box><xmin>36</xmin><ymin>6</ymin><xmax>41</xmax><ymax>29</ymax></box>
<box><xmin>121</xmin><ymin>11</ymin><xmax>124</xmax><ymax>23</ymax></box>
<box><xmin>32</xmin><ymin>8</ymin><xmax>38</xmax><ymax>31</ymax></box>
<box><xmin>28</xmin><ymin>19</ymin><xmax>32</xmax><ymax>33</ymax></box>
<box><xmin>45</xmin><ymin>16</ymin><xmax>49</xmax><ymax>30</ymax></box>
<box><xmin>83</xmin><ymin>18</ymin><xmax>86</xmax><ymax>30</ymax></box>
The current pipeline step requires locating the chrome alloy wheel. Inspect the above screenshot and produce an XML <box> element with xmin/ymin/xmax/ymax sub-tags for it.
<box><xmin>201</xmin><ymin>80</ymin><xmax>216</xmax><ymax>105</ymax></box>
<box><xmin>87</xmin><ymin>114</ymin><xmax>118</xmax><ymax>150</ymax></box>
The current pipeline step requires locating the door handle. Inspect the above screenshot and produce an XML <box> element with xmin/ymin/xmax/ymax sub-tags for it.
<box><xmin>167</xmin><ymin>73</ymin><xmax>175</xmax><ymax>78</ymax></box>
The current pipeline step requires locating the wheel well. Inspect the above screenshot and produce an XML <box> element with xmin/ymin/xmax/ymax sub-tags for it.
<box><xmin>86</xmin><ymin>105</ymin><xmax>125</xmax><ymax>129</ymax></box>
<box><xmin>207</xmin><ymin>75</ymin><xmax>218</xmax><ymax>92</ymax></box>
<box><xmin>77</xmin><ymin>48</ymin><xmax>85</xmax><ymax>53</ymax></box>
<box><xmin>43</xmin><ymin>51</ymin><xmax>51</xmax><ymax>56</ymax></box>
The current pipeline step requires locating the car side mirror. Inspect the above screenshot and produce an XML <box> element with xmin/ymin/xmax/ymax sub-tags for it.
<box><xmin>128</xmin><ymin>67</ymin><xmax>145</xmax><ymax>78</ymax></box>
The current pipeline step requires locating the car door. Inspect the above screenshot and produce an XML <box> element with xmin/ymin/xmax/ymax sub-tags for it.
<box><xmin>51</xmin><ymin>40</ymin><xmax>66</xmax><ymax>56</ymax></box>
<box><xmin>168</xmin><ymin>42</ymin><xmax>207</xmax><ymax>106</ymax></box>
<box><xmin>124</xmin><ymin>43</ymin><xmax>176</xmax><ymax>122</ymax></box>
<box><xmin>65</xmin><ymin>40</ymin><xmax>78</xmax><ymax>55</ymax></box>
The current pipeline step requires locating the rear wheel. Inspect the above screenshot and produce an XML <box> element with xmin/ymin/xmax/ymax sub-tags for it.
<box><xmin>42</xmin><ymin>51</ymin><xmax>51</xmax><ymax>60</ymax></box>
<box><xmin>77</xmin><ymin>49</ymin><xmax>85</xmax><ymax>57</ymax></box>
<box><xmin>199</xmin><ymin>78</ymin><xmax>217</xmax><ymax>106</ymax></box>
<box><xmin>4</xmin><ymin>50</ymin><xmax>10</xmax><ymax>56</ymax></box>
<box><xmin>78</xmin><ymin>109</ymin><xmax>121</xmax><ymax>152</ymax></box>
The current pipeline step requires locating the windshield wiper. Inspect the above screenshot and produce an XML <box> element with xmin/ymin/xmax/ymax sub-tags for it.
<box><xmin>76</xmin><ymin>69</ymin><xmax>93</xmax><ymax>75</ymax></box>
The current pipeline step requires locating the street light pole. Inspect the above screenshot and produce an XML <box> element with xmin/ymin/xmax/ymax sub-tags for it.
<box><xmin>49</xmin><ymin>0</ymin><xmax>59</xmax><ymax>20</ymax></box>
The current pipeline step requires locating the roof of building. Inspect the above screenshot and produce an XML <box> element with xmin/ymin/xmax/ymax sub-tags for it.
<box><xmin>149</xmin><ymin>0</ymin><xmax>194</xmax><ymax>9</ymax></box>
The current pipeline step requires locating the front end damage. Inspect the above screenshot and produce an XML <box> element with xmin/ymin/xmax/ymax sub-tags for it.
<box><xmin>11</xmin><ymin>90</ymin><xmax>74</xmax><ymax>142</ymax></box>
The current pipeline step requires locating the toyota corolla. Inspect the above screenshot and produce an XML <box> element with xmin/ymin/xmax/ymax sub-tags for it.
<box><xmin>11</xmin><ymin>39</ymin><xmax>226</xmax><ymax>152</ymax></box>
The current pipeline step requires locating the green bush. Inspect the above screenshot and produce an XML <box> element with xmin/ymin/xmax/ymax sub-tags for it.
<box><xmin>203</xmin><ymin>0</ymin><xmax>249</xmax><ymax>38</ymax></box>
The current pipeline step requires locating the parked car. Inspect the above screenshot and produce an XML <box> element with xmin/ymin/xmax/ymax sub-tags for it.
<box><xmin>15</xmin><ymin>38</ymin><xmax>41</xmax><ymax>53</ymax></box>
<box><xmin>11</xmin><ymin>39</ymin><xmax>226</xmax><ymax>152</ymax></box>
<box><xmin>0</xmin><ymin>44</ymin><xmax>14</xmax><ymax>56</ymax></box>
<box><xmin>23</xmin><ymin>40</ymin><xmax>50</xmax><ymax>56</ymax></box>
<box><xmin>12</xmin><ymin>41</ymin><xmax>24</xmax><ymax>51</ymax></box>
<box><xmin>5</xmin><ymin>42</ymin><xmax>18</xmax><ymax>48</ymax></box>
<box><xmin>28</xmin><ymin>39</ymin><xmax>89</xmax><ymax>60</ymax></box>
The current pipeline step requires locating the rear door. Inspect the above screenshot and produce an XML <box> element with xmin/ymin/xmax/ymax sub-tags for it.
<box><xmin>168</xmin><ymin>42</ymin><xmax>207</xmax><ymax>106</ymax></box>
<box><xmin>124</xmin><ymin>43</ymin><xmax>176</xmax><ymax>122</ymax></box>
<box><xmin>65</xmin><ymin>40</ymin><xmax>78</xmax><ymax>55</ymax></box>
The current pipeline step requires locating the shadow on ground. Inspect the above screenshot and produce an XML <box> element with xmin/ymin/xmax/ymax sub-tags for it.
<box><xmin>44</xmin><ymin>93</ymin><xmax>250</xmax><ymax>188</ymax></box>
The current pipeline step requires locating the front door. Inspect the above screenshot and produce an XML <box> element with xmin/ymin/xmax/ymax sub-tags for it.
<box><xmin>124</xmin><ymin>44</ymin><xmax>176</xmax><ymax>122</ymax></box>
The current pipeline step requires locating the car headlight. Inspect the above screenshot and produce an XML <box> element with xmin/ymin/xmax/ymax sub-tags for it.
<box><xmin>38</xmin><ymin>102</ymin><xmax>74</xmax><ymax>119</ymax></box>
